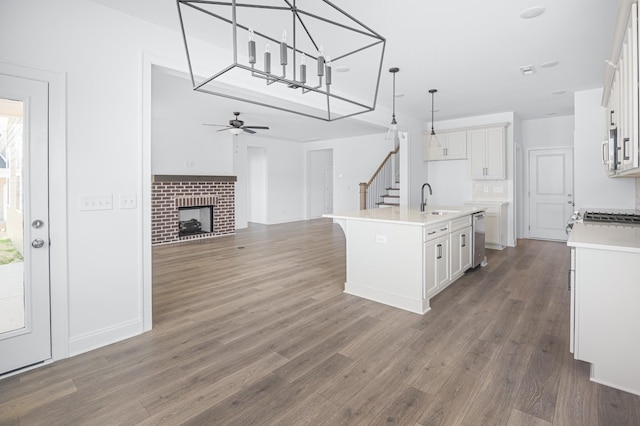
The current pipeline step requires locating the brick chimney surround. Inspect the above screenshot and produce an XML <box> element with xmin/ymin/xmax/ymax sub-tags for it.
<box><xmin>151</xmin><ymin>175</ymin><xmax>236</xmax><ymax>245</ymax></box>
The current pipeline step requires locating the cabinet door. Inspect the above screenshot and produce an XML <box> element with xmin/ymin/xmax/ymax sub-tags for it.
<box><xmin>450</xmin><ymin>226</ymin><xmax>473</xmax><ymax>280</ymax></box>
<box><xmin>424</xmin><ymin>235</ymin><xmax>450</xmax><ymax>297</ymax></box>
<box><xmin>485</xmin><ymin>213</ymin><xmax>499</xmax><ymax>245</ymax></box>
<box><xmin>450</xmin><ymin>230</ymin><xmax>463</xmax><ymax>279</ymax></box>
<box><xmin>460</xmin><ymin>226</ymin><xmax>472</xmax><ymax>271</ymax></box>
<box><xmin>445</xmin><ymin>131</ymin><xmax>467</xmax><ymax>159</ymax></box>
<box><xmin>435</xmin><ymin>236</ymin><xmax>450</xmax><ymax>289</ymax></box>
<box><xmin>485</xmin><ymin>127</ymin><xmax>505</xmax><ymax>179</ymax></box>
<box><xmin>468</xmin><ymin>129</ymin><xmax>487</xmax><ymax>179</ymax></box>
<box><xmin>424</xmin><ymin>240</ymin><xmax>438</xmax><ymax>296</ymax></box>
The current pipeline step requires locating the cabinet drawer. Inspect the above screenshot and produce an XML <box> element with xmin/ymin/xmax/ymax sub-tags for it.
<box><xmin>450</xmin><ymin>215</ymin><xmax>471</xmax><ymax>231</ymax></box>
<box><xmin>424</xmin><ymin>222</ymin><xmax>450</xmax><ymax>241</ymax></box>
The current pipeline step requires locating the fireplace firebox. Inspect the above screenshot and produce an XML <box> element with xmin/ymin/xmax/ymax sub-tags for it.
<box><xmin>178</xmin><ymin>205</ymin><xmax>214</xmax><ymax>236</ymax></box>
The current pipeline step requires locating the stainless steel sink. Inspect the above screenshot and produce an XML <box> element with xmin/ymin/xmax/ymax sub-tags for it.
<box><xmin>423</xmin><ymin>209</ymin><xmax>459</xmax><ymax>216</ymax></box>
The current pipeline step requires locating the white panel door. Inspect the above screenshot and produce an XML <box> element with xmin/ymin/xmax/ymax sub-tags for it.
<box><xmin>529</xmin><ymin>148</ymin><xmax>574</xmax><ymax>241</ymax></box>
<box><xmin>0</xmin><ymin>73</ymin><xmax>51</xmax><ymax>374</ymax></box>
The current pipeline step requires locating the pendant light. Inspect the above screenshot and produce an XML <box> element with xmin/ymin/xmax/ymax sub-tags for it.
<box><xmin>427</xmin><ymin>89</ymin><xmax>441</xmax><ymax>148</ymax></box>
<box><xmin>385</xmin><ymin>67</ymin><xmax>400</xmax><ymax>140</ymax></box>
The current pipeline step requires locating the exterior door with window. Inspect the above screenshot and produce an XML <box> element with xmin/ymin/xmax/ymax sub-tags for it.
<box><xmin>0</xmin><ymin>73</ymin><xmax>51</xmax><ymax>375</ymax></box>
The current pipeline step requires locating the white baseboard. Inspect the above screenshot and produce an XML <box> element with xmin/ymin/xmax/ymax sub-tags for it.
<box><xmin>68</xmin><ymin>318</ymin><xmax>144</xmax><ymax>357</ymax></box>
<box><xmin>344</xmin><ymin>282</ymin><xmax>430</xmax><ymax>315</ymax></box>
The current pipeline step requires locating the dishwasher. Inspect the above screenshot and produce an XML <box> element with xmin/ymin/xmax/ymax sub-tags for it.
<box><xmin>472</xmin><ymin>211</ymin><xmax>487</xmax><ymax>268</ymax></box>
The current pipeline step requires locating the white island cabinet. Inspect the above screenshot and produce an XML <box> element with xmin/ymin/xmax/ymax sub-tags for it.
<box><xmin>325</xmin><ymin>206</ymin><xmax>481</xmax><ymax>314</ymax></box>
<box><xmin>568</xmin><ymin>222</ymin><xmax>640</xmax><ymax>396</ymax></box>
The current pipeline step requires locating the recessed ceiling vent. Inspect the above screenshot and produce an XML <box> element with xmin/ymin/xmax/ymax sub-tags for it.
<box><xmin>519</xmin><ymin>65</ymin><xmax>536</xmax><ymax>76</ymax></box>
<box><xmin>520</xmin><ymin>6</ymin><xmax>546</xmax><ymax>19</ymax></box>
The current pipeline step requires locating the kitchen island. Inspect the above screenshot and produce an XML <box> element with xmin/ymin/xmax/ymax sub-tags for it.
<box><xmin>568</xmin><ymin>220</ymin><xmax>640</xmax><ymax>396</ymax></box>
<box><xmin>325</xmin><ymin>205</ymin><xmax>483</xmax><ymax>314</ymax></box>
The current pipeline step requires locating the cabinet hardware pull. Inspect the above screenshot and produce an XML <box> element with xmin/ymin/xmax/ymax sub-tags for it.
<box><xmin>567</xmin><ymin>269</ymin><xmax>572</xmax><ymax>291</ymax></box>
<box><xmin>437</xmin><ymin>244</ymin><xmax>442</xmax><ymax>259</ymax></box>
<box><xmin>610</xmin><ymin>110</ymin><xmax>615</xmax><ymax>126</ymax></box>
<box><xmin>428</xmin><ymin>230</ymin><xmax>437</xmax><ymax>235</ymax></box>
<box><xmin>440</xmin><ymin>227</ymin><xmax>448</xmax><ymax>231</ymax></box>
<box><xmin>462</xmin><ymin>234</ymin><xmax>466</xmax><ymax>247</ymax></box>
<box><xmin>623</xmin><ymin>137</ymin><xmax>630</xmax><ymax>161</ymax></box>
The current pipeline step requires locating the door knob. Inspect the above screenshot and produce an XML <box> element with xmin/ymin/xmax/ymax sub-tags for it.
<box><xmin>31</xmin><ymin>239</ymin><xmax>45</xmax><ymax>249</ymax></box>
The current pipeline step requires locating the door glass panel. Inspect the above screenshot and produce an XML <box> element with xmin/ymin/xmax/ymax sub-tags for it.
<box><xmin>0</xmin><ymin>98</ymin><xmax>25</xmax><ymax>335</ymax></box>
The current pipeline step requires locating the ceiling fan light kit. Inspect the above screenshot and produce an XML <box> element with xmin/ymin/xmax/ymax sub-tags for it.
<box><xmin>203</xmin><ymin>111</ymin><xmax>270</xmax><ymax>135</ymax></box>
<box><xmin>176</xmin><ymin>0</ymin><xmax>386</xmax><ymax>121</ymax></box>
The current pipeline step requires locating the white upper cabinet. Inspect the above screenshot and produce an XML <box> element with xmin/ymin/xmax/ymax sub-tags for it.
<box><xmin>423</xmin><ymin>130</ymin><xmax>467</xmax><ymax>161</ymax></box>
<box><xmin>468</xmin><ymin>126</ymin><xmax>506</xmax><ymax>180</ymax></box>
<box><xmin>603</xmin><ymin>1</ymin><xmax>640</xmax><ymax>177</ymax></box>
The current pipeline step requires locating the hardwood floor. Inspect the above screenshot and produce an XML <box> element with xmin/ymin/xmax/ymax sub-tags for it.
<box><xmin>2</xmin><ymin>218</ymin><xmax>640</xmax><ymax>425</ymax></box>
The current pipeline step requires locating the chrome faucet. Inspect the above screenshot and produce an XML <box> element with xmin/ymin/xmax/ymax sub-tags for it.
<box><xmin>420</xmin><ymin>183</ymin><xmax>432</xmax><ymax>212</ymax></box>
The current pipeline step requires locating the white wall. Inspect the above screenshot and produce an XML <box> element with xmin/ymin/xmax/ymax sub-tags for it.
<box><xmin>306</xmin><ymin>133</ymin><xmax>395</xmax><ymax>214</ymax></box>
<box><xmin>247</xmin><ymin>146</ymin><xmax>267</xmax><ymax>223</ymax></box>
<box><xmin>522</xmin><ymin>116</ymin><xmax>574</xmax><ymax>148</ymax></box>
<box><xmin>0</xmin><ymin>0</ymin><xmax>194</xmax><ymax>355</ymax></box>
<box><xmin>574</xmin><ymin>89</ymin><xmax>636</xmax><ymax>209</ymax></box>
<box><xmin>234</xmin><ymin>136</ymin><xmax>305</xmax><ymax>226</ymax></box>
<box><xmin>151</xmin><ymin>69</ymin><xmax>234</xmax><ymax>175</ymax></box>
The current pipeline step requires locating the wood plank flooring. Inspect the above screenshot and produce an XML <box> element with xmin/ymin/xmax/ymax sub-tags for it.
<box><xmin>2</xmin><ymin>218</ymin><xmax>640</xmax><ymax>425</ymax></box>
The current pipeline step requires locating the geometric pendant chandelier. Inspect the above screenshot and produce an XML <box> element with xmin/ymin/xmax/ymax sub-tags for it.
<box><xmin>176</xmin><ymin>0</ymin><xmax>386</xmax><ymax>121</ymax></box>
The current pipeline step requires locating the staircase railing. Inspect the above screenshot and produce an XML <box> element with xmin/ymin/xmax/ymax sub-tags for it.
<box><xmin>359</xmin><ymin>147</ymin><xmax>399</xmax><ymax>210</ymax></box>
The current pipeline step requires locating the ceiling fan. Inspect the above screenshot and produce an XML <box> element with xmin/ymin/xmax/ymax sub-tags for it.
<box><xmin>203</xmin><ymin>112</ymin><xmax>269</xmax><ymax>135</ymax></box>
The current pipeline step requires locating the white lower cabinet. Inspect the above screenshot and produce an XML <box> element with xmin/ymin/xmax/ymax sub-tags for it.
<box><xmin>424</xmin><ymin>235</ymin><xmax>449</xmax><ymax>298</ymax></box>
<box><xmin>450</xmin><ymin>225</ymin><xmax>472</xmax><ymax>280</ymax></box>
<box><xmin>464</xmin><ymin>201</ymin><xmax>507</xmax><ymax>250</ymax></box>
<box><xmin>424</xmin><ymin>215</ymin><xmax>473</xmax><ymax>299</ymax></box>
<box><xmin>571</xmin><ymin>245</ymin><xmax>640</xmax><ymax>395</ymax></box>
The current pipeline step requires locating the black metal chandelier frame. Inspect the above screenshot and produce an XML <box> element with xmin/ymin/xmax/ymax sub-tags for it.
<box><xmin>176</xmin><ymin>0</ymin><xmax>386</xmax><ymax>121</ymax></box>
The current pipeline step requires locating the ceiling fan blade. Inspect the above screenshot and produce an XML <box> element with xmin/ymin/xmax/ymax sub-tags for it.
<box><xmin>216</xmin><ymin>127</ymin><xmax>233</xmax><ymax>132</ymax></box>
<box><xmin>242</xmin><ymin>128</ymin><xmax>257</xmax><ymax>134</ymax></box>
<box><xmin>243</xmin><ymin>126</ymin><xmax>270</xmax><ymax>130</ymax></box>
<box><xmin>202</xmin><ymin>123</ymin><xmax>228</xmax><ymax>127</ymax></box>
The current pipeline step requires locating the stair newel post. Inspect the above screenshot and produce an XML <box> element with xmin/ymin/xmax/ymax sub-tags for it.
<box><xmin>359</xmin><ymin>182</ymin><xmax>368</xmax><ymax>210</ymax></box>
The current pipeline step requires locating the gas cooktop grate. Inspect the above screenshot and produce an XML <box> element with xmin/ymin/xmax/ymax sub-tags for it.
<box><xmin>583</xmin><ymin>211</ymin><xmax>640</xmax><ymax>225</ymax></box>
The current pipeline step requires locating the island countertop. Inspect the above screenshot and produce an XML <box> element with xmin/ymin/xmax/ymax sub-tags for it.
<box><xmin>324</xmin><ymin>205</ymin><xmax>483</xmax><ymax>226</ymax></box>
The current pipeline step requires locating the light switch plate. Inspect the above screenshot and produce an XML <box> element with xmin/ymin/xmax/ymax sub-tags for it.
<box><xmin>79</xmin><ymin>194</ymin><xmax>113</xmax><ymax>211</ymax></box>
<box><xmin>119</xmin><ymin>194</ymin><xmax>137</xmax><ymax>209</ymax></box>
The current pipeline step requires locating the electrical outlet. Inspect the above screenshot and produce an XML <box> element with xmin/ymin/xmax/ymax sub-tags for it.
<box><xmin>79</xmin><ymin>194</ymin><xmax>113</xmax><ymax>211</ymax></box>
<box><xmin>119</xmin><ymin>194</ymin><xmax>137</xmax><ymax>209</ymax></box>
<box><xmin>375</xmin><ymin>235</ymin><xmax>387</xmax><ymax>244</ymax></box>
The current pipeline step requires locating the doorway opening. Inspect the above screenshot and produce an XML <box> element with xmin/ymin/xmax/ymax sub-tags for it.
<box><xmin>306</xmin><ymin>149</ymin><xmax>333</xmax><ymax>218</ymax></box>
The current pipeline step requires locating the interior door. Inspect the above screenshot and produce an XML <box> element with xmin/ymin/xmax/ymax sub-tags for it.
<box><xmin>0</xmin><ymin>73</ymin><xmax>51</xmax><ymax>375</ymax></box>
<box><xmin>529</xmin><ymin>147</ymin><xmax>574</xmax><ymax>241</ymax></box>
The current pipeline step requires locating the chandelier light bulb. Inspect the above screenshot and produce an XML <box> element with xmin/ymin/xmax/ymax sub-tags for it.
<box><xmin>280</xmin><ymin>31</ymin><xmax>288</xmax><ymax>66</ymax></box>
<box><xmin>248</xmin><ymin>28</ymin><xmax>256</xmax><ymax>64</ymax></box>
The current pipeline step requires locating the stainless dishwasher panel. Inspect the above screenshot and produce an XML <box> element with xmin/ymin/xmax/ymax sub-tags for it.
<box><xmin>472</xmin><ymin>211</ymin><xmax>486</xmax><ymax>268</ymax></box>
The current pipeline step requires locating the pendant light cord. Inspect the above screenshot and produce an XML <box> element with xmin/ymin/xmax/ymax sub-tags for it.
<box><xmin>430</xmin><ymin>90</ymin><xmax>436</xmax><ymax>135</ymax></box>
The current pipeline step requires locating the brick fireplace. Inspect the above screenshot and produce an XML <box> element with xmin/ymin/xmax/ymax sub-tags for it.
<box><xmin>151</xmin><ymin>175</ymin><xmax>236</xmax><ymax>245</ymax></box>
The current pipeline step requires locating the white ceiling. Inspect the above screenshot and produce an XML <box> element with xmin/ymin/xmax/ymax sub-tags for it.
<box><xmin>93</xmin><ymin>0</ymin><xmax>620</xmax><ymax>141</ymax></box>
